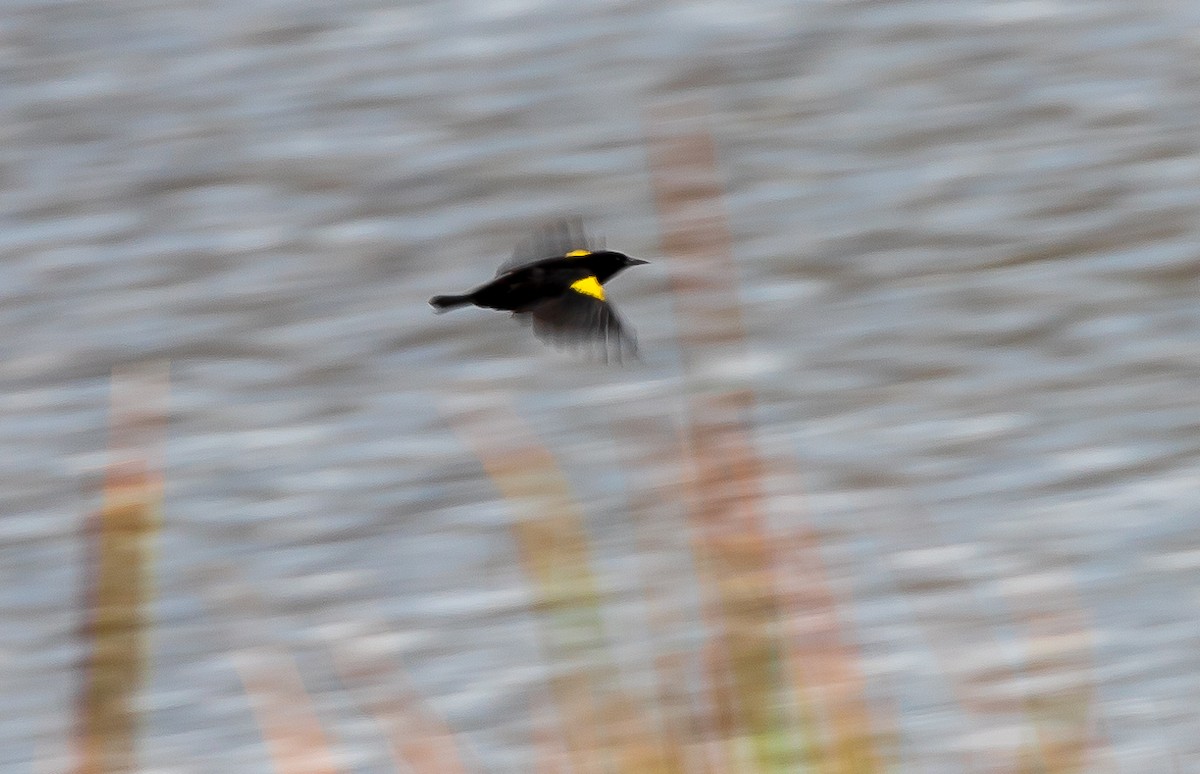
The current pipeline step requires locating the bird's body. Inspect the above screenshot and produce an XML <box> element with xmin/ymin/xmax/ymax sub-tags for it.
<box><xmin>429</xmin><ymin>220</ymin><xmax>647</xmax><ymax>361</ymax></box>
<box><xmin>431</xmin><ymin>252</ymin><xmax>628</xmax><ymax>312</ymax></box>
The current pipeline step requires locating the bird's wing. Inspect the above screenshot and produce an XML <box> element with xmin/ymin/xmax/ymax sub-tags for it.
<box><xmin>521</xmin><ymin>293</ymin><xmax>638</xmax><ymax>364</ymax></box>
<box><xmin>496</xmin><ymin>217</ymin><xmax>604</xmax><ymax>276</ymax></box>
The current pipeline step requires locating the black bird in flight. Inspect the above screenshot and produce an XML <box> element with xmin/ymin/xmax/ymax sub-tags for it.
<box><xmin>429</xmin><ymin>219</ymin><xmax>647</xmax><ymax>362</ymax></box>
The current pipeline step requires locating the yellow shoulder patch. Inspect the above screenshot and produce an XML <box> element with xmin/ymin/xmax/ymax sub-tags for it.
<box><xmin>569</xmin><ymin>275</ymin><xmax>605</xmax><ymax>300</ymax></box>
<box><xmin>565</xmin><ymin>249</ymin><xmax>591</xmax><ymax>257</ymax></box>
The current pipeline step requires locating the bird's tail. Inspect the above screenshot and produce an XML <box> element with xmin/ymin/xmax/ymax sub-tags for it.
<box><xmin>428</xmin><ymin>293</ymin><xmax>473</xmax><ymax>312</ymax></box>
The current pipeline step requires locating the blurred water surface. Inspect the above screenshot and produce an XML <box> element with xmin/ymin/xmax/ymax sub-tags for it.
<box><xmin>2</xmin><ymin>0</ymin><xmax>1198</xmax><ymax>771</ymax></box>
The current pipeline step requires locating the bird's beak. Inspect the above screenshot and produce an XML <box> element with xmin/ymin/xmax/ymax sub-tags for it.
<box><xmin>627</xmin><ymin>258</ymin><xmax>649</xmax><ymax>266</ymax></box>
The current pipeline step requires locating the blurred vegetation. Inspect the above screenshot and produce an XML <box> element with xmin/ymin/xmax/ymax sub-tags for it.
<box><xmin>73</xmin><ymin>107</ymin><xmax>1102</xmax><ymax>774</ymax></box>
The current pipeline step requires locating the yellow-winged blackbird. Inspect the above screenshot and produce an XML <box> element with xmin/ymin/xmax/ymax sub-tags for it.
<box><xmin>429</xmin><ymin>219</ymin><xmax>647</xmax><ymax>362</ymax></box>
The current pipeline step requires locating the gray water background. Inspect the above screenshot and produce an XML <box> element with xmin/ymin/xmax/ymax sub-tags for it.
<box><xmin>2</xmin><ymin>0</ymin><xmax>1198</xmax><ymax>771</ymax></box>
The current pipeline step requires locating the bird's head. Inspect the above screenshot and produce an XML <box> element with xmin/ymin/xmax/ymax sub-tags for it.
<box><xmin>576</xmin><ymin>250</ymin><xmax>649</xmax><ymax>282</ymax></box>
